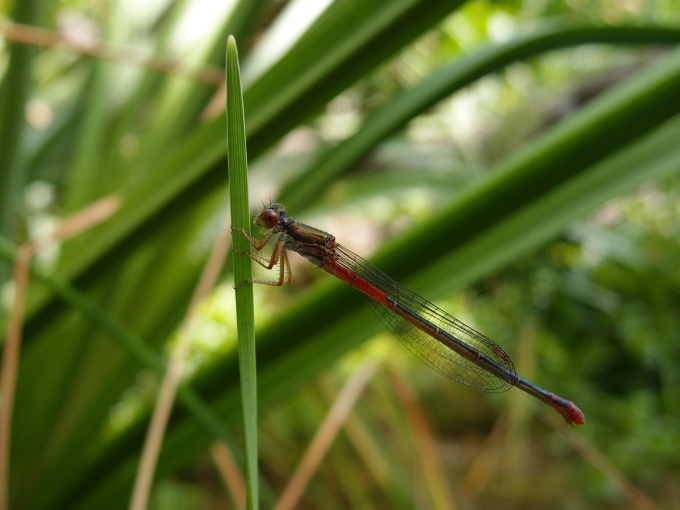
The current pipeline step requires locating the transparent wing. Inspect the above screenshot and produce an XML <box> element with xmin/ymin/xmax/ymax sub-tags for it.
<box><xmin>336</xmin><ymin>245</ymin><xmax>515</xmax><ymax>393</ymax></box>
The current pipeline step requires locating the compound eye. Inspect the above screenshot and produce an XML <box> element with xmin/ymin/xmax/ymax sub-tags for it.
<box><xmin>256</xmin><ymin>208</ymin><xmax>280</xmax><ymax>229</ymax></box>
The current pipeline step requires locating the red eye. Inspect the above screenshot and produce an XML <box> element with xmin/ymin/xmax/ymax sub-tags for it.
<box><xmin>257</xmin><ymin>208</ymin><xmax>279</xmax><ymax>229</ymax></box>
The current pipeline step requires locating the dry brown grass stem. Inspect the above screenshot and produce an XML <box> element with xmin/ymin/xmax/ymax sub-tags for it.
<box><xmin>129</xmin><ymin>222</ymin><xmax>232</xmax><ymax>510</ymax></box>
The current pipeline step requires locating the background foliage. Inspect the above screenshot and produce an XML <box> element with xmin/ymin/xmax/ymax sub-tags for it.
<box><xmin>1</xmin><ymin>0</ymin><xmax>679</xmax><ymax>508</ymax></box>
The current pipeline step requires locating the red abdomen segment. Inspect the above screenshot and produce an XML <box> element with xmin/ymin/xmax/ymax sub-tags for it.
<box><xmin>325</xmin><ymin>262</ymin><xmax>391</xmax><ymax>305</ymax></box>
<box><xmin>547</xmin><ymin>395</ymin><xmax>585</xmax><ymax>426</ymax></box>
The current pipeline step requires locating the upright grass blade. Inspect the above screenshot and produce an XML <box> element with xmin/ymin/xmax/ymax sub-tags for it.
<box><xmin>0</xmin><ymin>0</ymin><xmax>46</xmax><ymax>269</ymax></box>
<box><xmin>227</xmin><ymin>35</ymin><xmax>258</xmax><ymax>510</ymax></box>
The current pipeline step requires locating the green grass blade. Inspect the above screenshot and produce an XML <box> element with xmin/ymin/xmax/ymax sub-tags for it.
<box><xmin>227</xmin><ymin>35</ymin><xmax>258</xmax><ymax>510</ymax></box>
<box><xmin>0</xmin><ymin>235</ymin><xmax>237</xmax><ymax>445</ymax></box>
<box><xmin>0</xmin><ymin>0</ymin><xmax>45</xmax><ymax>258</ymax></box>
<box><xmin>279</xmin><ymin>23</ymin><xmax>680</xmax><ymax>210</ymax></box>
<box><xmin>244</xmin><ymin>0</ymin><xmax>465</xmax><ymax>154</ymax></box>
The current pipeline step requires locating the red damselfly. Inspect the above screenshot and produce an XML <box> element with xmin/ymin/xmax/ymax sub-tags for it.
<box><xmin>232</xmin><ymin>203</ymin><xmax>584</xmax><ymax>426</ymax></box>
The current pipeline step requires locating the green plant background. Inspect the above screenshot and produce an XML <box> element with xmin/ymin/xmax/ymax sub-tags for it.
<box><xmin>1</xmin><ymin>0</ymin><xmax>679</xmax><ymax>508</ymax></box>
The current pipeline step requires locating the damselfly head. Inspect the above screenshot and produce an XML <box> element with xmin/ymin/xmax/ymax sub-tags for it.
<box><xmin>255</xmin><ymin>203</ymin><xmax>286</xmax><ymax>229</ymax></box>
